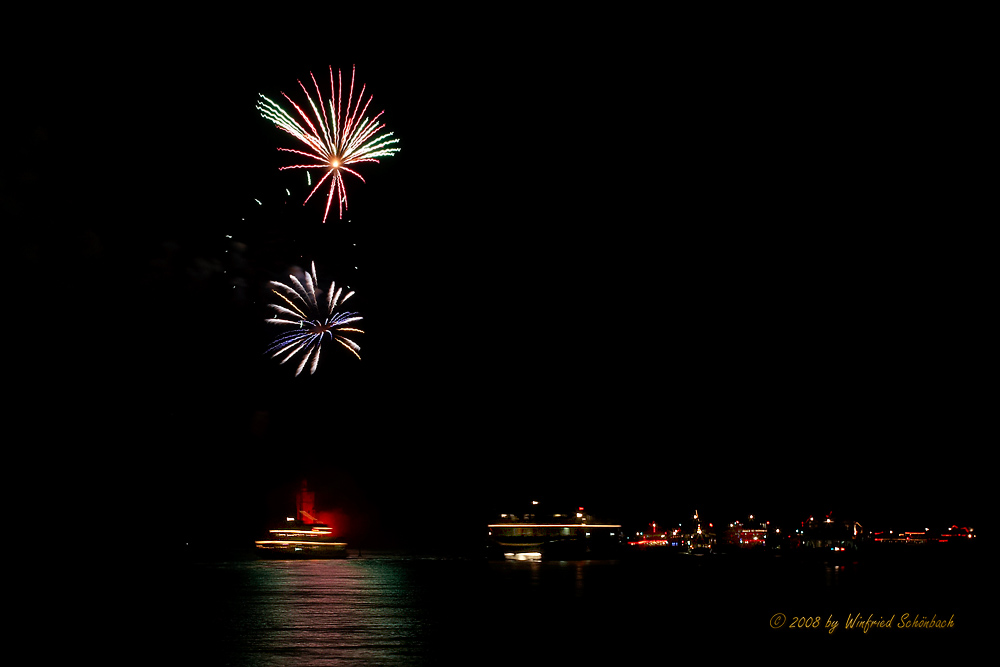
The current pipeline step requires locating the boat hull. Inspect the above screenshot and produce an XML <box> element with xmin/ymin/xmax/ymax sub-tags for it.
<box><xmin>255</xmin><ymin>542</ymin><xmax>349</xmax><ymax>559</ymax></box>
<box><xmin>487</xmin><ymin>531</ymin><xmax>624</xmax><ymax>560</ymax></box>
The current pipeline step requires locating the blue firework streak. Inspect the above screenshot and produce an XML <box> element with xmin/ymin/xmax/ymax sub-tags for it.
<box><xmin>266</xmin><ymin>262</ymin><xmax>363</xmax><ymax>376</ymax></box>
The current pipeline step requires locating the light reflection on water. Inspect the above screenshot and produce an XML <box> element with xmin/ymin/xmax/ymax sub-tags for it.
<box><xmin>170</xmin><ymin>552</ymin><xmax>980</xmax><ymax>665</ymax></box>
<box><xmin>181</xmin><ymin>558</ymin><xmax>431</xmax><ymax>666</ymax></box>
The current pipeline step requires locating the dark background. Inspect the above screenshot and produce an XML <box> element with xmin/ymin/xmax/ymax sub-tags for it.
<box><xmin>9</xmin><ymin>10</ymin><xmax>988</xmax><ymax>554</ymax></box>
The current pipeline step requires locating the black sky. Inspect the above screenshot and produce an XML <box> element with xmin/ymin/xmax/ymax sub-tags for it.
<box><xmin>10</xmin><ymin>12</ymin><xmax>989</xmax><ymax>551</ymax></box>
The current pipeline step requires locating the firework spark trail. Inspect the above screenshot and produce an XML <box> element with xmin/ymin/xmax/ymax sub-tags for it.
<box><xmin>266</xmin><ymin>262</ymin><xmax>363</xmax><ymax>375</ymax></box>
<box><xmin>257</xmin><ymin>65</ymin><xmax>400</xmax><ymax>223</ymax></box>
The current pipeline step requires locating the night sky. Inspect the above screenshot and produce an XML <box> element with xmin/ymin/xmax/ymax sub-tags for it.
<box><xmin>11</xmin><ymin>14</ymin><xmax>988</xmax><ymax>553</ymax></box>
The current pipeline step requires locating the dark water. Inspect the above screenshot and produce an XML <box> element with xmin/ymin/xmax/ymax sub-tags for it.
<box><xmin>164</xmin><ymin>549</ymin><xmax>984</xmax><ymax>665</ymax></box>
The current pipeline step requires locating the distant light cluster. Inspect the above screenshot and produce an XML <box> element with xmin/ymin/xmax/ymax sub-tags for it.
<box><xmin>257</xmin><ymin>65</ymin><xmax>400</xmax><ymax>223</ymax></box>
<box><xmin>266</xmin><ymin>262</ymin><xmax>363</xmax><ymax>375</ymax></box>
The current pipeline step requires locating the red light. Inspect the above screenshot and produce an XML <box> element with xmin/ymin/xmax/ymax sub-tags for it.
<box><xmin>314</xmin><ymin>509</ymin><xmax>349</xmax><ymax>536</ymax></box>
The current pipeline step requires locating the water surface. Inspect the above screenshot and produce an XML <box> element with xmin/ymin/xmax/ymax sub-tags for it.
<box><xmin>165</xmin><ymin>550</ymin><xmax>982</xmax><ymax>665</ymax></box>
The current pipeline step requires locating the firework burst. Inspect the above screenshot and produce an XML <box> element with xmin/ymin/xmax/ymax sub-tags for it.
<box><xmin>265</xmin><ymin>262</ymin><xmax>363</xmax><ymax>376</ymax></box>
<box><xmin>257</xmin><ymin>65</ymin><xmax>400</xmax><ymax>223</ymax></box>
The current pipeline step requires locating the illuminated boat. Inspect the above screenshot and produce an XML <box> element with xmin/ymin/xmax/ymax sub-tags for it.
<box><xmin>255</xmin><ymin>521</ymin><xmax>348</xmax><ymax>558</ymax></box>
<box><xmin>486</xmin><ymin>505</ymin><xmax>624</xmax><ymax>560</ymax></box>
<box><xmin>627</xmin><ymin>521</ymin><xmax>684</xmax><ymax>552</ymax></box>
<box><xmin>255</xmin><ymin>481</ymin><xmax>348</xmax><ymax>558</ymax></box>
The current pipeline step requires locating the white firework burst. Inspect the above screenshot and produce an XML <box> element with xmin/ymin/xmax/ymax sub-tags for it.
<box><xmin>265</xmin><ymin>262</ymin><xmax>363</xmax><ymax>376</ymax></box>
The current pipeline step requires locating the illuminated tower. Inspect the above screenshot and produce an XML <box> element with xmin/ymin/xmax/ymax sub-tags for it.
<box><xmin>689</xmin><ymin>509</ymin><xmax>716</xmax><ymax>551</ymax></box>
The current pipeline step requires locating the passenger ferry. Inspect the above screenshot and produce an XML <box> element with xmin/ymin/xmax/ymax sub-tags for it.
<box><xmin>255</xmin><ymin>481</ymin><xmax>347</xmax><ymax>558</ymax></box>
<box><xmin>486</xmin><ymin>504</ymin><xmax>624</xmax><ymax>560</ymax></box>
